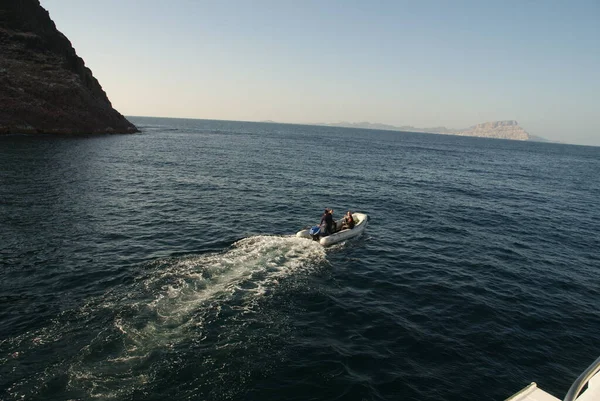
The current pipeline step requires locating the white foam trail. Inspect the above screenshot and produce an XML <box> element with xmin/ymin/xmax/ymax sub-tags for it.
<box><xmin>136</xmin><ymin>235</ymin><xmax>324</xmax><ymax>335</ymax></box>
<box><xmin>66</xmin><ymin>235</ymin><xmax>326</xmax><ymax>398</ymax></box>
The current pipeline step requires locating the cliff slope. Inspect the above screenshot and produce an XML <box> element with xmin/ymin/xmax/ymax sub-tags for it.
<box><xmin>0</xmin><ymin>0</ymin><xmax>137</xmax><ymax>134</ymax></box>
<box><xmin>456</xmin><ymin>120</ymin><xmax>530</xmax><ymax>140</ymax></box>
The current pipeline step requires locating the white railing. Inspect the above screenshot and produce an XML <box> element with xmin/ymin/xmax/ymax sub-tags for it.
<box><xmin>564</xmin><ymin>355</ymin><xmax>600</xmax><ymax>401</ymax></box>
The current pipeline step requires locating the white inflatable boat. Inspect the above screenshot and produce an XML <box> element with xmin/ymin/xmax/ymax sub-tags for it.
<box><xmin>296</xmin><ymin>212</ymin><xmax>368</xmax><ymax>246</ymax></box>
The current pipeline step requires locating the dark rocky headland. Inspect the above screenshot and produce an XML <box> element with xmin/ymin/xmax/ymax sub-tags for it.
<box><xmin>0</xmin><ymin>0</ymin><xmax>137</xmax><ymax>134</ymax></box>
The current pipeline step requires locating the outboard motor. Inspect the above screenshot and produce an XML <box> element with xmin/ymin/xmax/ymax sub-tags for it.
<box><xmin>309</xmin><ymin>225</ymin><xmax>321</xmax><ymax>241</ymax></box>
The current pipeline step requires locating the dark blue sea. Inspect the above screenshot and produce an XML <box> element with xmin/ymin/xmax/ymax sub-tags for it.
<box><xmin>1</xmin><ymin>117</ymin><xmax>599</xmax><ymax>401</ymax></box>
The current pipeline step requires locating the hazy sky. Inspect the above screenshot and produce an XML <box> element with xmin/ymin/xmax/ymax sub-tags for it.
<box><xmin>41</xmin><ymin>0</ymin><xmax>599</xmax><ymax>145</ymax></box>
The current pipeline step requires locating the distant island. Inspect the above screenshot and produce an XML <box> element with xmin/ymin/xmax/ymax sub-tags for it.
<box><xmin>319</xmin><ymin>120</ymin><xmax>548</xmax><ymax>142</ymax></box>
<box><xmin>0</xmin><ymin>0</ymin><xmax>137</xmax><ymax>134</ymax></box>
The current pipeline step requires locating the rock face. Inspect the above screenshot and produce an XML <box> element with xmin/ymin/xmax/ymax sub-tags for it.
<box><xmin>322</xmin><ymin>120</ymin><xmax>535</xmax><ymax>141</ymax></box>
<box><xmin>456</xmin><ymin>120</ymin><xmax>530</xmax><ymax>141</ymax></box>
<box><xmin>0</xmin><ymin>0</ymin><xmax>137</xmax><ymax>134</ymax></box>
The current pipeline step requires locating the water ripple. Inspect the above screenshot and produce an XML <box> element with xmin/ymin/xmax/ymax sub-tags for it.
<box><xmin>1</xmin><ymin>118</ymin><xmax>599</xmax><ymax>400</ymax></box>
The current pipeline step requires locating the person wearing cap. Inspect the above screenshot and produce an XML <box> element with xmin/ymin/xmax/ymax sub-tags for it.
<box><xmin>320</xmin><ymin>208</ymin><xmax>335</xmax><ymax>235</ymax></box>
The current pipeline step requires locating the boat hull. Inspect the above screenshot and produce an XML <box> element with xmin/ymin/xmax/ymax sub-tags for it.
<box><xmin>296</xmin><ymin>213</ymin><xmax>368</xmax><ymax>246</ymax></box>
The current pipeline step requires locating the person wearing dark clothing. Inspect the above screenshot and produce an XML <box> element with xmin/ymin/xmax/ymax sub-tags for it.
<box><xmin>320</xmin><ymin>208</ymin><xmax>335</xmax><ymax>235</ymax></box>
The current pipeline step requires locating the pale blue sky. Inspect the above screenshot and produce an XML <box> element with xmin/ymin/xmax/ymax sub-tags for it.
<box><xmin>41</xmin><ymin>0</ymin><xmax>599</xmax><ymax>145</ymax></box>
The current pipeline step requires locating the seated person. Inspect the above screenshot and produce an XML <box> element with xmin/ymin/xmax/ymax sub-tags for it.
<box><xmin>342</xmin><ymin>211</ymin><xmax>355</xmax><ymax>229</ymax></box>
<box><xmin>320</xmin><ymin>208</ymin><xmax>335</xmax><ymax>235</ymax></box>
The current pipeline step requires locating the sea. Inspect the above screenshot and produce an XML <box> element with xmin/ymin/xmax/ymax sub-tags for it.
<box><xmin>1</xmin><ymin>117</ymin><xmax>599</xmax><ymax>401</ymax></box>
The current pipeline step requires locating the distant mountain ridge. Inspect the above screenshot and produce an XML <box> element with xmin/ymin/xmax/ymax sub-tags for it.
<box><xmin>320</xmin><ymin>121</ymin><xmax>456</xmax><ymax>134</ymax></box>
<box><xmin>320</xmin><ymin>120</ymin><xmax>544</xmax><ymax>141</ymax></box>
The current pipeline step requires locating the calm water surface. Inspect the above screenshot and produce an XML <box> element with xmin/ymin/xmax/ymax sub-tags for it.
<box><xmin>1</xmin><ymin>117</ymin><xmax>599</xmax><ymax>400</ymax></box>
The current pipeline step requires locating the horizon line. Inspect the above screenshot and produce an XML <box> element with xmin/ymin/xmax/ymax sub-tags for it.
<box><xmin>126</xmin><ymin>115</ymin><xmax>600</xmax><ymax>148</ymax></box>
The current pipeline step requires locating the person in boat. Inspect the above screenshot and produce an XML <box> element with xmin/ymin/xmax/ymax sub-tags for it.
<box><xmin>342</xmin><ymin>210</ymin><xmax>355</xmax><ymax>230</ymax></box>
<box><xmin>320</xmin><ymin>208</ymin><xmax>335</xmax><ymax>235</ymax></box>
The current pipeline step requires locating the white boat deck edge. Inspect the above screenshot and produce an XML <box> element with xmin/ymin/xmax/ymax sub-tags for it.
<box><xmin>505</xmin><ymin>383</ymin><xmax>560</xmax><ymax>401</ymax></box>
<box><xmin>506</xmin><ymin>371</ymin><xmax>599</xmax><ymax>401</ymax></box>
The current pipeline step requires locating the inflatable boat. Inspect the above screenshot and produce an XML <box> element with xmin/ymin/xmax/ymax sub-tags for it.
<box><xmin>296</xmin><ymin>212</ymin><xmax>368</xmax><ymax>246</ymax></box>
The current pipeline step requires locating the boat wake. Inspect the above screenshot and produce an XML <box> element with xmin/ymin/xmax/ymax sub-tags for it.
<box><xmin>2</xmin><ymin>235</ymin><xmax>326</xmax><ymax>400</ymax></box>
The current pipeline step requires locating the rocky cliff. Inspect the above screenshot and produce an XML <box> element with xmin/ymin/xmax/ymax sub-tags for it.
<box><xmin>0</xmin><ymin>0</ymin><xmax>137</xmax><ymax>134</ymax></box>
<box><xmin>322</xmin><ymin>120</ymin><xmax>536</xmax><ymax>141</ymax></box>
<box><xmin>455</xmin><ymin>120</ymin><xmax>530</xmax><ymax>140</ymax></box>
